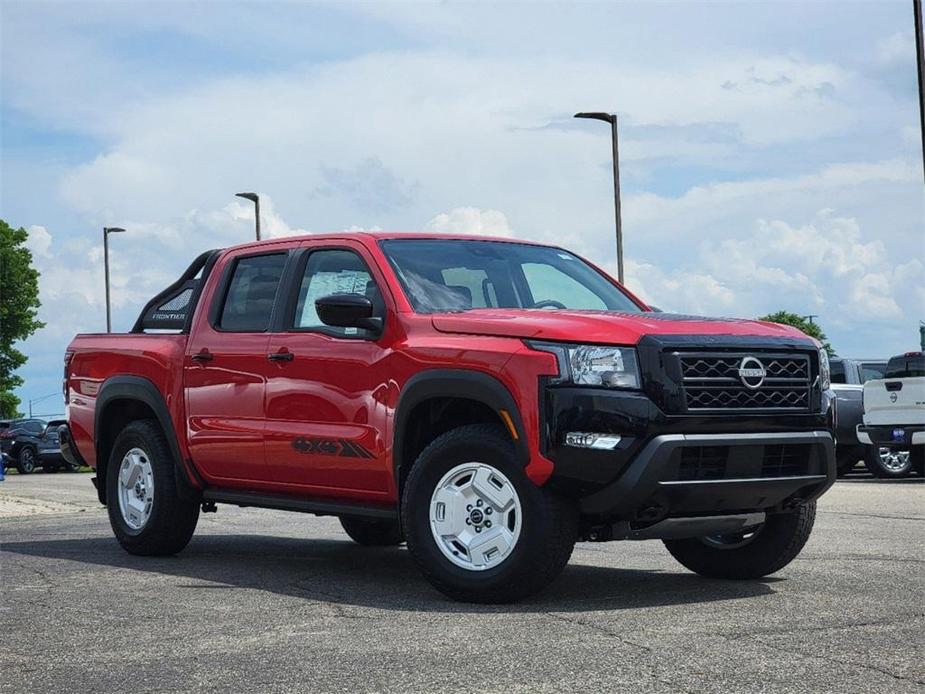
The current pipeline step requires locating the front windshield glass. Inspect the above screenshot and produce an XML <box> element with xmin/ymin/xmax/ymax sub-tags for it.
<box><xmin>379</xmin><ymin>239</ymin><xmax>642</xmax><ymax>314</ymax></box>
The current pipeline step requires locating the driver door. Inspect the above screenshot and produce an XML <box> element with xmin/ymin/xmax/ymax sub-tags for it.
<box><xmin>264</xmin><ymin>241</ymin><xmax>395</xmax><ymax>499</ymax></box>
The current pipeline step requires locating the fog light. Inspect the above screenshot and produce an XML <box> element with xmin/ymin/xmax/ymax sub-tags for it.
<box><xmin>564</xmin><ymin>432</ymin><xmax>622</xmax><ymax>450</ymax></box>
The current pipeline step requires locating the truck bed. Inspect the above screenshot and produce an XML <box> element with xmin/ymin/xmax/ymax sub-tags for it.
<box><xmin>66</xmin><ymin>333</ymin><xmax>189</xmax><ymax>469</ymax></box>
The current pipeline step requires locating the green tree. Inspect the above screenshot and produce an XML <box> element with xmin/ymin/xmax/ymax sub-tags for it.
<box><xmin>759</xmin><ymin>310</ymin><xmax>834</xmax><ymax>356</ymax></box>
<box><xmin>0</xmin><ymin>220</ymin><xmax>45</xmax><ymax>418</ymax></box>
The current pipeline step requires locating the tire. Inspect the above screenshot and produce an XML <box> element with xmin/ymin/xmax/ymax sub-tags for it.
<box><xmin>339</xmin><ymin>516</ymin><xmax>403</xmax><ymax>546</ymax></box>
<box><xmin>17</xmin><ymin>447</ymin><xmax>37</xmax><ymax>474</ymax></box>
<box><xmin>863</xmin><ymin>446</ymin><xmax>912</xmax><ymax>479</ymax></box>
<box><xmin>663</xmin><ymin>502</ymin><xmax>816</xmax><ymax>579</ymax></box>
<box><xmin>401</xmin><ymin>423</ymin><xmax>578</xmax><ymax>603</ymax></box>
<box><xmin>912</xmin><ymin>447</ymin><xmax>924</xmax><ymax>476</ymax></box>
<box><xmin>106</xmin><ymin>419</ymin><xmax>200</xmax><ymax>556</ymax></box>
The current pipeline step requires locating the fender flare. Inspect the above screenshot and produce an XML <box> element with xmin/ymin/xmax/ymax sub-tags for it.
<box><xmin>95</xmin><ymin>376</ymin><xmax>202</xmax><ymax>501</ymax></box>
<box><xmin>392</xmin><ymin>369</ymin><xmax>529</xmax><ymax>487</ymax></box>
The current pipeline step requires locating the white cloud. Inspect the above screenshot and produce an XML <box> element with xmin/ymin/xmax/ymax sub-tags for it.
<box><xmin>877</xmin><ymin>32</ymin><xmax>915</xmax><ymax>64</ymax></box>
<box><xmin>426</xmin><ymin>207</ymin><xmax>514</xmax><ymax>237</ymax></box>
<box><xmin>26</xmin><ymin>225</ymin><xmax>52</xmax><ymax>257</ymax></box>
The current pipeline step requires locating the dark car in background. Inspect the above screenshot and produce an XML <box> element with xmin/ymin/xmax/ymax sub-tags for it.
<box><xmin>1</xmin><ymin>418</ymin><xmax>79</xmax><ymax>474</ymax></box>
<box><xmin>1</xmin><ymin>419</ymin><xmax>46</xmax><ymax>472</ymax></box>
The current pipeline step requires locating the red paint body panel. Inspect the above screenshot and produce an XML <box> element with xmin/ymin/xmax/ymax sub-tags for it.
<box><xmin>64</xmin><ymin>232</ymin><xmax>810</xmax><ymax>504</ymax></box>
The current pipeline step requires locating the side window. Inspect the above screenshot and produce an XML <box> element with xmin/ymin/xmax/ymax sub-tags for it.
<box><xmin>293</xmin><ymin>249</ymin><xmax>381</xmax><ymax>337</ymax></box>
<box><xmin>521</xmin><ymin>262</ymin><xmax>607</xmax><ymax>310</ymax></box>
<box><xmin>217</xmin><ymin>254</ymin><xmax>287</xmax><ymax>331</ymax></box>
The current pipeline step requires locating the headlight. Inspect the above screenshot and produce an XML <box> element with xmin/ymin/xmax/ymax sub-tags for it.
<box><xmin>818</xmin><ymin>348</ymin><xmax>830</xmax><ymax>390</ymax></box>
<box><xmin>527</xmin><ymin>342</ymin><xmax>641</xmax><ymax>389</ymax></box>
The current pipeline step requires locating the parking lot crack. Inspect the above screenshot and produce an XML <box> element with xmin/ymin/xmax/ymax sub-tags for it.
<box><xmin>752</xmin><ymin>638</ymin><xmax>925</xmax><ymax>686</ymax></box>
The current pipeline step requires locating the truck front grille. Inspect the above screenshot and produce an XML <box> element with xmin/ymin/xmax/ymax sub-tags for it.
<box><xmin>677</xmin><ymin>352</ymin><xmax>812</xmax><ymax>412</ymax></box>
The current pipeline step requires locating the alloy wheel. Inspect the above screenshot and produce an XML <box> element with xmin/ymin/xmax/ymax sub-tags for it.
<box><xmin>429</xmin><ymin>462</ymin><xmax>523</xmax><ymax>571</ymax></box>
<box><xmin>117</xmin><ymin>447</ymin><xmax>155</xmax><ymax>531</ymax></box>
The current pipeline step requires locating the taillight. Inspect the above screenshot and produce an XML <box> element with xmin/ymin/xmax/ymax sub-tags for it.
<box><xmin>0</xmin><ymin>431</ymin><xmax>14</xmax><ymax>440</ymax></box>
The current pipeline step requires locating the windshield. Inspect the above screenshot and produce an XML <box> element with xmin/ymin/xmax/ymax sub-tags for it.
<box><xmin>379</xmin><ymin>239</ymin><xmax>642</xmax><ymax>314</ymax></box>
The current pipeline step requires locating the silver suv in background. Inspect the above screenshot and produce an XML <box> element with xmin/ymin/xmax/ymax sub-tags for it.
<box><xmin>830</xmin><ymin>358</ymin><xmax>887</xmax><ymax>475</ymax></box>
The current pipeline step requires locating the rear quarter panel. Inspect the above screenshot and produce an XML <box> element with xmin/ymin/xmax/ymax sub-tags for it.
<box><xmin>67</xmin><ymin>334</ymin><xmax>188</xmax><ymax>468</ymax></box>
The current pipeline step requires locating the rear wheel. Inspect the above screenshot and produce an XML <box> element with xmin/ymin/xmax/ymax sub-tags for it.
<box><xmin>402</xmin><ymin>424</ymin><xmax>577</xmax><ymax>603</ymax></box>
<box><xmin>663</xmin><ymin>502</ymin><xmax>816</xmax><ymax>579</ymax></box>
<box><xmin>339</xmin><ymin>516</ymin><xmax>403</xmax><ymax>546</ymax></box>
<box><xmin>864</xmin><ymin>446</ymin><xmax>912</xmax><ymax>478</ymax></box>
<box><xmin>106</xmin><ymin>420</ymin><xmax>200</xmax><ymax>556</ymax></box>
<box><xmin>17</xmin><ymin>447</ymin><xmax>37</xmax><ymax>474</ymax></box>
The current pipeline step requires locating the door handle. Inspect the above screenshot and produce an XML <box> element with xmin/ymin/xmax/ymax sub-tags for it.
<box><xmin>267</xmin><ymin>351</ymin><xmax>294</xmax><ymax>362</ymax></box>
<box><xmin>192</xmin><ymin>351</ymin><xmax>214</xmax><ymax>363</ymax></box>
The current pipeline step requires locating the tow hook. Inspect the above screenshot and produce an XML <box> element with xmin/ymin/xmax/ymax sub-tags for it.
<box><xmin>201</xmin><ymin>500</ymin><xmax>217</xmax><ymax>513</ymax></box>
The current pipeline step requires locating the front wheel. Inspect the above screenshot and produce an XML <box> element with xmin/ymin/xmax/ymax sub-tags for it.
<box><xmin>106</xmin><ymin>420</ymin><xmax>200</xmax><ymax>556</ymax></box>
<box><xmin>664</xmin><ymin>502</ymin><xmax>816</xmax><ymax>579</ymax></box>
<box><xmin>402</xmin><ymin>424</ymin><xmax>577</xmax><ymax>603</ymax></box>
<box><xmin>864</xmin><ymin>447</ymin><xmax>912</xmax><ymax>479</ymax></box>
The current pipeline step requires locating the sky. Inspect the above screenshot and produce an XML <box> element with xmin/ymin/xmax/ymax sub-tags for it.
<box><xmin>1</xmin><ymin>0</ymin><xmax>923</xmax><ymax>417</ymax></box>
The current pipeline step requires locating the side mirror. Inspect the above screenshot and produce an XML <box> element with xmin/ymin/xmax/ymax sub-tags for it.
<box><xmin>315</xmin><ymin>293</ymin><xmax>383</xmax><ymax>333</ymax></box>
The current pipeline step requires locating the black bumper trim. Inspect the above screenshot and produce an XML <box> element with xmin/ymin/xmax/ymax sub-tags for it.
<box><xmin>58</xmin><ymin>424</ymin><xmax>88</xmax><ymax>469</ymax></box>
<box><xmin>579</xmin><ymin>431</ymin><xmax>835</xmax><ymax>516</ymax></box>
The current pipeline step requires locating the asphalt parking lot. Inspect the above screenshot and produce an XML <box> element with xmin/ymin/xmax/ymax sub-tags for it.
<box><xmin>1</xmin><ymin>471</ymin><xmax>922</xmax><ymax>694</ymax></box>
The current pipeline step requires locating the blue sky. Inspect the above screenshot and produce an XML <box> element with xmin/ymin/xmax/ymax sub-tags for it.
<box><xmin>1</xmin><ymin>1</ymin><xmax>923</xmax><ymax>416</ymax></box>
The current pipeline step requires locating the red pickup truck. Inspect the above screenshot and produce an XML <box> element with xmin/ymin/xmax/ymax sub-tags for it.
<box><xmin>62</xmin><ymin>233</ymin><xmax>836</xmax><ymax>602</ymax></box>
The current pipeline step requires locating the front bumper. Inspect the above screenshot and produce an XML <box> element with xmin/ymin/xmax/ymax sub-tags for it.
<box><xmin>857</xmin><ymin>424</ymin><xmax>925</xmax><ymax>447</ymax></box>
<box><xmin>578</xmin><ymin>431</ymin><xmax>834</xmax><ymax>517</ymax></box>
<box><xmin>543</xmin><ymin>386</ymin><xmax>835</xmax><ymax>520</ymax></box>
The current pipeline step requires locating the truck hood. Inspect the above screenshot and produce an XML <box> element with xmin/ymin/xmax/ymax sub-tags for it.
<box><xmin>430</xmin><ymin>309</ymin><xmax>812</xmax><ymax>345</ymax></box>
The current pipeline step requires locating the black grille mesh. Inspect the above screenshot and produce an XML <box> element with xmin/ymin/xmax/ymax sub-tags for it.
<box><xmin>677</xmin><ymin>352</ymin><xmax>812</xmax><ymax>412</ymax></box>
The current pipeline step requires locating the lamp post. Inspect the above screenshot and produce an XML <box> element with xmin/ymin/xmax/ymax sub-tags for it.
<box><xmin>574</xmin><ymin>112</ymin><xmax>624</xmax><ymax>284</ymax></box>
<box><xmin>236</xmin><ymin>192</ymin><xmax>261</xmax><ymax>241</ymax></box>
<box><xmin>103</xmin><ymin>227</ymin><xmax>126</xmax><ymax>333</ymax></box>
<box><xmin>915</xmin><ymin>0</ymin><xmax>924</xmax><ymax>181</ymax></box>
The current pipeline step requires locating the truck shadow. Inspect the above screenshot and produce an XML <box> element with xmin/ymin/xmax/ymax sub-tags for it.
<box><xmin>2</xmin><ymin>533</ymin><xmax>779</xmax><ymax>614</ymax></box>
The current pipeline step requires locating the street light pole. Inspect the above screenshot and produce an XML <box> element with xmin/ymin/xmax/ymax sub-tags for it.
<box><xmin>103</xmin><ymin>227</ymin><xmax>126</xmax><ymax>333</ymax></box>
<box><xmin>575</xmin><ymin>112</ymin><xmax>624</xmax><ymax>284</ymax></box>
<box><xmin>236</xmin><ymin>192</ymin><xmax>261</xmax><ymax>241</ymax></box>
<box><xmin>914</xmin><ymin>0</ymin><xmax>925</xmax><ymax>181</ymax></box>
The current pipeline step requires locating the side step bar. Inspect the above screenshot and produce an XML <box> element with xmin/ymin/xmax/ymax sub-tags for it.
<box><xmin>203</xmin><ymin>488</ymin><xmax>397</xmax><ymax>520</ymax></box>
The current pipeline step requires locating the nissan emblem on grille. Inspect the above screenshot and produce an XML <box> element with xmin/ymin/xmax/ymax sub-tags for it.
<box><xmin>737</xmin><ymin>356</ymin><xmax>767</xmax><ymax>389</ymax></box>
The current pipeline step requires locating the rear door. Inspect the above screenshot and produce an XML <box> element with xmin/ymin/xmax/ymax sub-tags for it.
<box><xmin>263</xmin><ymin>240</ymin><xmax>396</xmax><ymax>498</ymax></box>
<box><xmin>184</xmin><ymin>248</ymin><xmax>290</xmax><ymax>484</ymax></box>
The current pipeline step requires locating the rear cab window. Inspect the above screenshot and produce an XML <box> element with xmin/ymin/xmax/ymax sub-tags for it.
<box><xmin>885</xmin><ymin>353</ymin><xmax>925</xmax><ymax>379</ymax></box>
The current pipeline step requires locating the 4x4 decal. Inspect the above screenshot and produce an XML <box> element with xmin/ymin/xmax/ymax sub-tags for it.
<box><xmin>291</xmin><ymin>437</ymin><xmax>374</xmax><ymax>459</ymax></box>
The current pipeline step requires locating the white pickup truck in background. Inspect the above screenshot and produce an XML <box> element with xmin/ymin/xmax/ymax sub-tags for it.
<box><xmin>857</xmin><ymin>351</ymin><xmax>925</xmax><ymax>478</ymax></box>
